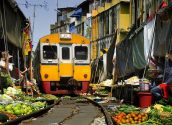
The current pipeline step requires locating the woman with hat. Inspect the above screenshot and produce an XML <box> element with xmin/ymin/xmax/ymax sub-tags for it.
<box><xmin>0</xmin><ymin>51</ymin><xmax>13</xmax><ymax>89</ymax></box>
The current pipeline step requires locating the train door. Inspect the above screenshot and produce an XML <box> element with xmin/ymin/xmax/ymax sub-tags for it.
<box><xmin>72</xmin><ymin>44</ymin><xmax>91</xmax><ymax>81</ymax></box>
<box><xmin>40</xmin><ymin>43</ymin><xmax>60</xmax><ymax>81</ymax></box>
<box><xmin>59</xmin><ymin>44</ymin><xmax>73</xmax><ymax>77</ymax></box>
<box><xmin>72</xmin><ymin>44</ymin><xmax>91</xmax><ymax>92</ymax></box>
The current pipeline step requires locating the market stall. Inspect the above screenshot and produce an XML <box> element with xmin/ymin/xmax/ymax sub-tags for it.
<box><xmin>0</xmin><ymin>86</ymin><xmax>59</xmax><ymax>124</ymax></box>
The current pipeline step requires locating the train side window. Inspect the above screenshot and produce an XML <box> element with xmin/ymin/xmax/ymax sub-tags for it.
<box><xmin>75</xmin><ymin>46</ymin><xmax>88</xmax><ymax>60</ymax></box>
<box><xmin>62</xmin><ymin>47</ymin><xmax>70</xmax><ymax>60</ymax></box>
<box><xmin>43</xmin><ymin>46</ymin><xmax>57</xmax><ymax>59</ymax></box>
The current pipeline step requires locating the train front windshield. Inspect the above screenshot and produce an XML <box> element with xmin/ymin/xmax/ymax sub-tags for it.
<box><xmin>43</xmin><ymin>45</ymin><xmax>57</xmax><ymax>59</ymax></box>
<box><xmin>75</xmin><ymin>46</ymin><xmax>88</xmax><ymax>60</ymax></box>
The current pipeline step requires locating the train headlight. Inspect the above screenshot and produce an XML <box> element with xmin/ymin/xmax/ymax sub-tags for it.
<box><xmin>44</xmin><ymin>74</ymin><xmax>48</xmax><ymax>79</ymax></box>
<box><xmin>84</xmin><ymin>74</ymin><xmax>88</xmax><ymax>78</ymax></box>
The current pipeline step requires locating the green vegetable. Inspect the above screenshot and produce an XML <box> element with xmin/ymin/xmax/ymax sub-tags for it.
<box><xmin>148</xmin><ymin>108</ymin><xmax>172</xmax><ymax>125</ymax></box>
<box><xmin>118</xmin><ymin>104</ymin><xmax>140</xmax><ymax>113</ymax></box>
<box><xmin>0</xmin><ymin>72</ymin><xmax>12</xmax><ymax>88</ymax></box>
<box><xmin>163</xmin><ymin>106</ymin><xmax>172</xmax><ymax>112</ymax></box>
<box><xmin>42</xmin><ymin>94</ymin><xmax>58</xmax><ymax>100</ymax></box>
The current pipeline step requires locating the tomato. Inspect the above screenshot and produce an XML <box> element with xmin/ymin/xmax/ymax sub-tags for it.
<box><xmin>121</xmin><ymin>119</ymin><xmax>126</xmax><ymax>123</ymax></box>
<box><xmin>138</xmin><ymin>114</ymin><xmax>142</xmax><ymax>118</ymax></box>
<box><xmin>134</xmin><ymin>116</ymin><xmax>138</xmax><ymax>121</ymax></box>
<box><xmin>131</xmin><ymin>121</ymin><xmax>135</xmax><ymax>124</ymax></box>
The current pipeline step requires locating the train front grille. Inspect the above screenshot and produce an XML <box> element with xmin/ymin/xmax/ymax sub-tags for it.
<box><xmin>50</xmin><ymin>78</ymin><xmax>82</xmax><ymax>91</ymax></box>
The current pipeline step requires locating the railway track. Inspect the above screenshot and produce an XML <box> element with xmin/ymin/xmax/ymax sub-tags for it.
<box><xmin>18</xmin><ymin>96</ymin><xmax>113</xmax><ymax>125</ymax></box>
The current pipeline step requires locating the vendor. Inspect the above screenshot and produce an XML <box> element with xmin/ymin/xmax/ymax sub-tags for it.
<box><xmin>0</xmin><ymin>51</ymin><xmax>13</xmax><ymax>89</ymax></box>
<box><xmin>150</xmin><ymin>51</ymin><xmax>172</xmax><ymax>101</ymax></box>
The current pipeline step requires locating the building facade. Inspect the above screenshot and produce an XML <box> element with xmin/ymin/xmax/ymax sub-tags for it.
<box><xmin>130</xmin><ymin>0</ymin><xmax>172</xmax><ymax>27</ymax></box>
<box><xmin>91</xmin><ymin>0</ymin><xmax>130</xmax><ymax>59</ymax></box>
<box><xmin>50</xmin><ymin>7</ymin><xmax>75</xmax><ymax>33</ymax></box>
<box><xmin>50</xmin><ymin>0</ymin><xmax>130</xmax><ymax>60</ymax></box>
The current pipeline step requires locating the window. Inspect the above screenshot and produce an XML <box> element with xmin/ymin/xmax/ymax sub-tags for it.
<box><xmin>43</xmin><ymin>45</ymin><xmax>57</xmax><ymax>59</ymax></box>
<box><xmin>112</xmin><ymin>7</ymin><xmax>117</xmax><ymax>33</ymax></box>
<box><xmin>75</xmin><ymin>46</ymin><xmax>88</xmax><ymax>60</ymax></box>
<box><xmin>62</xmin><ymin>47</ymin><xmax>70</xmax><ymax>60</ymax></box>
<box><xmin>105</xmin><ymin>11</ymin><xmax>109</xmax><ymax>35</ymax></box>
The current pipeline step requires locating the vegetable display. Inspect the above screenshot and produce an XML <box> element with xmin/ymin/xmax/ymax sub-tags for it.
<box><xmin>113</xmin><ymin>112</ymin><xmax>148</xmax><ymax>124</ymax></box>
<box><xmin>0</xmin><ymin>101</ymin><xmax>46</xmax><ymax>116</ymax></box>
<box><xmin>112</xmin><ymin>103</ymin><xmax>172</xmax><ymax>125</ymax></box>
<box><xmin>115</xmin><ymin>104</ymin><xmax>140</xmax><ymax>114</ymax></box>
<box><xmin>0</xmin><ymin>87</ymin><xmax>59</xmax><ymax>124</ymax></box>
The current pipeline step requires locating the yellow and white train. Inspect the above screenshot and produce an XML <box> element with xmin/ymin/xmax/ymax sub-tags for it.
<box><xmin>33</xmin><ymin>33</ymin><xmax>91</xmax><ymax>94</ymax></box>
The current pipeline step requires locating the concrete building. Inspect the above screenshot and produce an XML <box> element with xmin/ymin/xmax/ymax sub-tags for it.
<box><xmin>50</xmin><ymin>7</ymin><xmax>75</xmax><ymax>33</ymax></box>
<box><xmin>91</xmin><ymin>0</ymin><xmax>130</xmax><ymax>59</ymax></box>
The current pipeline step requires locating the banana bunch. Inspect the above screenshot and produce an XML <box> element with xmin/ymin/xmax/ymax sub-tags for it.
<box><xmin>153</xmin><ymin>104</ymin><xmax>164</xmax><ymax>112</ymax></box>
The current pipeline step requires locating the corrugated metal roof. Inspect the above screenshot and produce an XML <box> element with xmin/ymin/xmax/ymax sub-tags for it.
<box><xmin>6</xmin><ymin>0</ymin><xmax>26</xmax><ymax>20</ymax></box>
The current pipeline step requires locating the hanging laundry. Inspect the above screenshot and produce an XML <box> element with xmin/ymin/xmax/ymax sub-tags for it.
<box><xmin>143</xmin><ymin>18</ymin><xmax>155</xmax><ymax>61</ymax></box>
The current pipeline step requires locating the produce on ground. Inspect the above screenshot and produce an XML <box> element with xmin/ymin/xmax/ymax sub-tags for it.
<box><xmin>4</xmin><ymin>87</ymin><xmax>22</xmax><ymax>96</ymax></box>
<box><xmin>113</xmin><ymin>112</ymin><xmax>148</xmax><ymax>124</ymax></box>
<box><xmin>95</xmin><ymin>89</ymin><xmax>109</xmax><ymax>95</ymax></box>
<box><xmin>0</xmin><ymin>101</ymin><xmax>45</xmax><ymax>116</ymax></box>
<box><xmin>41</xmin><ymin>94</ymin><xmax>58</xmax><ymax>100</ymax></box>
<box><xmin>144</xmin><ymin>104</ymin><xmax>172</xmax><ymax>125</ymax></box>
<box><xmin>112</xmin><ymin>103</ymin><xmax>172</xmax><ymax>125</ymax></box>
<box><xmin>62</xmin><ymin>96</ymin><xmax>71</xmax><ymax>99</ymax></box>
<box><xmin>114</xmin><ymin>104</ymin><xmax>140</xmax><ymax>114</ymax></box>
<box><xmin>0</xmin><ymin>86</ymin><xmax>59</xmax><ymax>124</ymax></box>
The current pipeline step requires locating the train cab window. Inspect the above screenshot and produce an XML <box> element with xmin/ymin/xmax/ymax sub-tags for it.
<box><xmin>75</xmin><ymin>46</ymin><xmax>88</xmax><ymax>60</ymax></box>
<box><xmin>62</xmin><ymin>47</ymin><xmax>70</xmax><ymax>60</ymax></box>
<box><xmin>43</xmin><ymin>46</ymin><xmax>57</xmax><ymax>59</ymax></box>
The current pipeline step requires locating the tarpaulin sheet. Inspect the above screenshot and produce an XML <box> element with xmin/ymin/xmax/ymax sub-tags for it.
<box><xmin>70</xmin><ymin>8</ymin><xmax>82</xmax><ymax>17</ymax></box>
<box><xmin>154</xmin><ymin>7</ymin><xmax>172</xmax><ymax>56</ymax></box>
<box><xmin>116</xmin><ymin>38</ymin><xmax>134</xmax><ymax>77</ymax></box>
<box><xmin>132</xmin><ymin>29</ymin><xmax>146</xmax><ymax>69</ymax></box>
<box><xmin>69</xmin><ymin>22</ymin><xmax>77</xmax><ymax>33</ymax></box>
<box><xmin>116</xmin><ymin>27</ymin><xmax>146</xmax><ymax>78</ymax></box>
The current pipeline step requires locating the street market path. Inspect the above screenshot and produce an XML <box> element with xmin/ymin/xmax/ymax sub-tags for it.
<box><xmin>20</xmin><ymin>98</ymin><xmax>107</xmax><ymax>125</ymax></box>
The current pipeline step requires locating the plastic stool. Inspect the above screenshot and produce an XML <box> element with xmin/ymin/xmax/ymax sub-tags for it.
<box><xmin>159</xmin><ymin>84</ymin><xmax>168</xmax><ymax>99</ymax></box>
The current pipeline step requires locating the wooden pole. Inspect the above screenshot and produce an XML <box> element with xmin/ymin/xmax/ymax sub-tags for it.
<box><xmin>30</xmin><ymin>52</ymin><xmax>33</xmax><ymax>81</ymax></box>
<box><xmin>0</xmin><ymin>68</ymin><xmax>4</xmax><ymax>94</ymax></box>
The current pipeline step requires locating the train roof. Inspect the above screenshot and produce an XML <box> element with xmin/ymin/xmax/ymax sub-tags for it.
<box><xmin>39</xmin><ymin>33</ymin><xmax>90</xmax><ymax>44</ymax></box>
